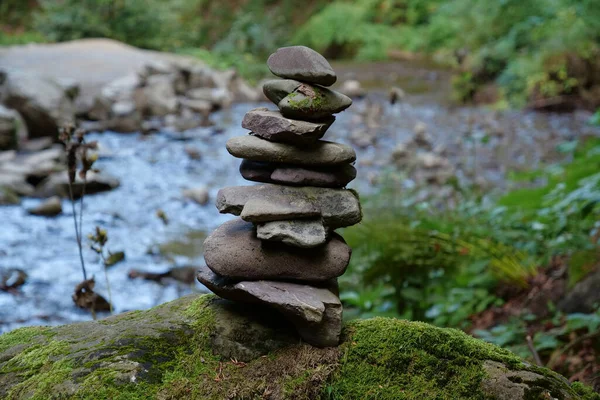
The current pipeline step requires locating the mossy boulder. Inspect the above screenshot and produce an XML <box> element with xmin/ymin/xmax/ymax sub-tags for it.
<box><xmin>0</xmin><ymin>294</ymin><xmax>597</xmax><ymax>400</ymax></box>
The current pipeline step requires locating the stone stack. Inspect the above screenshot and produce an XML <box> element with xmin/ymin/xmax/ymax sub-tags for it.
<box><xmin>197</xmin><ymin>46</ymin><xmax>361</xmax><ymax>347</ymax></box>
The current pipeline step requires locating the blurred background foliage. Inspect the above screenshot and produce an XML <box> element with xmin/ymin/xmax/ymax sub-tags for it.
<box><xmin>1</xmin><ymin>0</ymin><xmax>600</xmax><ymax>108</ymax></box>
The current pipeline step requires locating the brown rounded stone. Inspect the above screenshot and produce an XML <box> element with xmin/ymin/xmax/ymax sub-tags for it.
<box><xmin>204</xmin><ymin>218</ymin><xmax>351</xmax><ymax>282</ymax></box>
<box><xmin>240</xmin><ymin>160</ymin><xmax>357</xmax><ymax>188</ymax></box>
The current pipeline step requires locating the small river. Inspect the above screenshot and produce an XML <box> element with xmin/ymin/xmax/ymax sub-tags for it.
<box><xmin>1</xmin><ymin>61</ymin><xmax>599</xmax><ymax>332</ymax></box>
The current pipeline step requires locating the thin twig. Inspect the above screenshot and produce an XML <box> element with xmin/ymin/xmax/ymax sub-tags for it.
<box><xmin>79</xmin><ymin>176</ymin><xmax>87</xmax><ymax>249</ymax></box>
<box><xmin>68</xmin><ymin>183</ymin><xmax>87</xmax><ymax>281</ymax></box>
<box><xmin>526</xmin><ymin>335</ymin><xmax>543</xmax><ymax>366</ymax></box>
<box><xmin>99</xmin><ymin>253</ymin><xmax>114</xmax><ymax>314</ymax></box>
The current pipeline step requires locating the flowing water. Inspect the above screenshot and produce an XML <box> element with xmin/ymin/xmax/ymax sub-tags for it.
<box><xmin>1</xmin><ymin>61</ymin><xmax>599</xmax><ymax>332</ymax></box>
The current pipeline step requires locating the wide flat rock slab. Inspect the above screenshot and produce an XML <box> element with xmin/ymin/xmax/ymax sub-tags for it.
<box><xmin>256</xmin><ymin>219</ymin><xmax>328</xmax><ymax>248</ymax></box>
<box><xmin>197</xmin><ymin>264</ymin><xmax>342</xmax><ymax>347</ymax></box>
<box><xmin>267</xmin><ymin>46</ymin><xmax>337</xmax><ymax>86</ymax></box>
<box><xmin>203</xmin><ymin>218</ymin><xmax>350</xmax><ymax>281</ymax></box>
<box><xmin>240</xmin><ymin>160</ymin><xmax>357</xmax><ymax>188</ymax></box>
<box><xmin>263</xmin><ymin>80</ymin><xmax>352</xmax><ymax>120</ymax></box>
<box><xmin>242</xmin><ymin>108</ymin><xmax>334</xmax><ymax>145</ymax></box>
<box><xmin>227</xmin><ymin>135</ymin><xmax>356</xmax><ymax>166</ymax></box>
<box><xmin>216</xmin><ymin>184</ymin><xmax>362</xmax><ymax>228</ymax></box>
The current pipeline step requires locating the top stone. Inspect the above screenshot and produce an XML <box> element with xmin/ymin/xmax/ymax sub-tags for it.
<box><xmin>267</xmin><ymin>46</ymin><xmax>337</xmax><ymax>87</ymax></box>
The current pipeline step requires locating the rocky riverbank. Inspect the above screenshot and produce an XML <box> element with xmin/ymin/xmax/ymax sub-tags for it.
<box><xmin>0</xmin><ymin>38</ymin><xmax>260</xmax><ymax>146</ymax></box>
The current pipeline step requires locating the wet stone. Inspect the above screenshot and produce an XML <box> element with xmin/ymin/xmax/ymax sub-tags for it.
<box><xmin>203</xmin><ymin>218</ymin><xmax>351</xmax><ymax>282</ymax></box>
<box><xmin>267</xmin><ymin>46</ymin><xmax>337</xmax><ymax>87</ymax></box>
<box><xmin>240</xmin><ymin>160</ymin><xmax>357</xmax><ymax>188</ymax></box>
<box><xmin>227</xmin><ymin>135</ymin><xmax>356</xmax><ymax>166</ymax></box>
<box><xmin>256</xmin><ymin>219</ymin><xmax>328</xmax><ymax>248</ymax></box>
<box><xmin>197</xmin><ymin>264</ymin><xmax>342</xmax><ymax>347</ymax></box>
<box><xmin>216</xmin><ymin>184</ymin><xmax>362</xmax><ymax>229</ymax></box>
<box><xmin>242</xmin><ymin>108</ymin><xmax>334</xmax><ymax>145</ymax></box>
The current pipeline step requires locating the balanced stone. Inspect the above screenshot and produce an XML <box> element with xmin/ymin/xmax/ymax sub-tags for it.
<box><xmin>242</xmin><ymin>108</ymin><xmax>334</xmax><ymax>145</ymax></box>
<box><xmin>256</xmin><ymin>219</ymin><xmax>327</xmax><ymax>248</ymax></box>
<box><xmin>240</xmin><ymin>160</ymin><xmax>357</xmax><ymax>188</ymax></box>
<box><xmin>197</xmin><ymin>264</ymin><xmax>342</xmax><ymax>347</ymax></box>
<box><xmin>267</xmin><ymin>46</ymin><xmax>337</xmax><ymax>86</ymax></box>
<box><xmin>204</xmin><ymin>218</ymin><xmax>351</xmax><ymax>282</ymax></box>
<box><xmin>227</xmin><ymin>135</ymin><xmax>356</xmax><ymax>166</ymax></box>
<box><xmin>216</xmin><ymin>184</ymin><xmax>362</xmax><ymax>228</ymax></box>
<box><xmin>263</xmin><ymin>80</ymin><xmax>352</xmax><ymax>120</ymax></box>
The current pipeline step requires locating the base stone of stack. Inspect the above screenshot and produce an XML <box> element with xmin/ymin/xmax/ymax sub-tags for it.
<box><xmin>240</xmin><ymin>160</ymin><xmax>357</xmax><ymax>188</ymax></box>
<box><xmin>257</xmin><ymin>219</ymin><xmax>328</xmax><ymax>248</ymax></box>
<box><xmin>242</xmin><ymin>108</ymin><xmax>334</xmax><ymax>145</ymax></box>
<box><xmin>227</xmin><ymin>135</ymin><xmax>356</xmax><ymax>166</ymax></box>
<box><xmin>198</xmin><ymin>264</ymin><xmax>342</xmax><ymax>347</ymax></box>
<box><xmin>216</xmin><ymin>184</ymin><xmax>362</xmax><ymax>228</ymax></box>
<box><xmin>204</xmin><ymin>218</ymin><xmax>350</xmax><ymax>281</ymax></box>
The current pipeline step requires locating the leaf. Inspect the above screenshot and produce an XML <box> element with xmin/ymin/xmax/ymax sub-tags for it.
<box><xmin>104</xmin><ymin>251</ymin><xmax>125</xmax><ymax>268</ymax></box>
<box><xmin>556</xmin><ymin>140</ymin><xmax>578</xmax><ymax>154</ymax></box>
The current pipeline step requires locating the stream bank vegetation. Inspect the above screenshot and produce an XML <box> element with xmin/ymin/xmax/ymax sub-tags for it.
<box><xmin>342</xmin><ymin>136</ymin><xmax>600</xmax><ymax>389</ymax></box>
<box><xmin>59</xmin><ymin>125</ymin><xmax>125</xmax><ymax>317</ymax></box>
<box><xmin>2</xmin><ymin>0</ymin><xmax>600</xmax><ymax>108</ymax></box>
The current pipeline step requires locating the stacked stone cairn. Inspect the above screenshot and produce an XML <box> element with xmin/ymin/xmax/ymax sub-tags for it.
<box><xmin>197</xmin><ymin>46</ymin><xmax>361</xmax><ymax>347</ymax></box>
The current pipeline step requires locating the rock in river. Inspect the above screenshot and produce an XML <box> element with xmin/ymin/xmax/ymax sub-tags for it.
<box><xmin>203</xmin><ymin>218</ymin><xmax>351</xmax><ymax>282</ymax></box>
<box><xmin>267</xmin><ymin>46</ymin><xmax>337</xmax><ymax>86</ymax></box>
<box><xmin>27</xmin><ymin>196</ymin><xmax>62</xmax><ymax>217</ymax></box>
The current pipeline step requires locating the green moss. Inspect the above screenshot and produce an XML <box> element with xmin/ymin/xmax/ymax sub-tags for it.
<box><xmin>326</xmin><ymin>317</ymin><xmax>523</xmax><ymax>399</ymax></box>
<box><xmin>0</xmin><ymin>326</ymin><xmax>51</xmax><ymax>354</ymax></box>
<box><xmin>571</xmin><ymin>382</ymin><xmax>600</xmax><ymax>400</ymax></box>
<box><xmin>4</xmin><ymin>339</ymin><xmax>73</xmax><ymax>399</ymax></box>
<box><xmin>1</xmin><ymin>296</ymin><xmax>595</xmax><ymax>399</ymax></box>
<box><xmin>286</xmin><ymin>86</ymin><xmax>327</xmax><ymax>112</ymax></box>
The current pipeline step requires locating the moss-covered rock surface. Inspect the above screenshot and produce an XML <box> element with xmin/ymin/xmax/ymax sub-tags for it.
<box><xmin>0</xmin><ymin>294</ymin><xmax>597</xmax><ymax>400</ymax></box>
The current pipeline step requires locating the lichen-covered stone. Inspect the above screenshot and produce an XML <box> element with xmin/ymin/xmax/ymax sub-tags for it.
<box><xmin>240</xmin><ymin>160</ymin><xmax>357</xmax><ymax>188</ymax></box>
<box><xmin>227</xmin><ymin>135</ymin><xmax>356</xmax><ymax>166</ymax></box>
<box><xmin>203</xmin><ymin>218</ymin><xmax>350</xmax><ymax>281</ymax></box>
<box><xmin>257</xmin><ymin>219</ymin><xmax>328</xmax><ymax>248</ymax></box>
<box><xmin>267</xmin><ymin>46</ymin><xmax>337</xmax><ymax>86</ymax></box>
<box><xmin>262</xmin><ymin>80</ymin><xmax>352</xmax><ymax>120</ymax></box>
<box><xmin>215</xmin><ymin>184</ymin><xmax>362</xmax><ymax>229</ymax></box>
<box><xmin>242</xmin><ymin>108</ymin><xmax>334</xmax><ymax>145</ymax></box>
<box><xmin>0</xmin><ymin>294</ymin><xmax>595</xmax><ymax>400</ymax></box>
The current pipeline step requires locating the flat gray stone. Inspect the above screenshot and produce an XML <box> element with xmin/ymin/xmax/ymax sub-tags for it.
<box><xmin>240</xmin><ymin>160</ymin><xmax>356</xmax><ymax>188</ymax></box>
<box><xmin>240</xmin><ymin>196</ymin><xmax>320</xmax><ymax>222</ymax></box>
<box><xmin>216</xmin><ymin>184</ymin><xmax>362</xmax><ymax>229</ymax></box>
<box><xmin>257</xmin><ymin>219</ymin><xmax>328</xmax><ymax>248</ymax></box>
<box><xmin>263</xmin><ymin>80</ymin><xmax>352</xmax><ymax>120</ymax></box>
<box><xmin>227</xmin><ymin>135</ymin><xmax>356</xmax><ymax>166</ymax></box>
<box><xmin>242</xmin><ymin>108</ymin><xmax>334</xmax><ymax>145</ymax></box>
<box><xmin>197</xmin><ymin>264</ymin><xmax>342</xmax><ymax>347</ymax></box>
<box><xmin>267</xmin><ymin>46</ymin><xmax>337</xmax><ymax>86</ymax></box>
<box><xmin>204</xmin><ymin>218</ymin><xmax>351</xmax><ymax>282</ymax></box>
